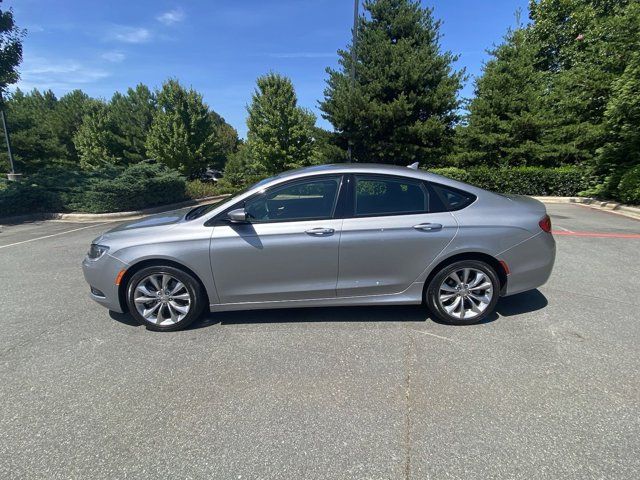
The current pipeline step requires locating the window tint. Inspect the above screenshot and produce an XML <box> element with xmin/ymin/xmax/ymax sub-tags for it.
<box><xmin>430</xmin><ymin>183</ymin><xmax>476</xmax><ymax>211</ymax></box>
<box><xmin>245</xmin><ymin>177</ymin><xmax>341</xmax><ymax>222</ymax></box>
<box><xmin>354</xmin><ymin>176</ymin><xmax>428</xmax><ymax>216</ymax></box>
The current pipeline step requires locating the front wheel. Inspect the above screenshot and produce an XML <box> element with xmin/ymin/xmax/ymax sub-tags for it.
<box><xmin>426</xmin><ymin>260</ymin><xmax>500</xmax><ymax>325</ymax></box>
<box><xmin>126</xmin><ymin>265</ymin><xmax>206</xmax><ymax>331</ymax></box>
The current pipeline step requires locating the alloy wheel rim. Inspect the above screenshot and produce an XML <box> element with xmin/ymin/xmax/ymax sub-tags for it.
<box><xmin>438</xmin><ymin>267</ymin><xmax>493</xmax><ymax>320</ymax></box>
<box><xmin>133</xmin><ymin>273</ymin><xmax>191</xmax><ymax>326</ymax></box>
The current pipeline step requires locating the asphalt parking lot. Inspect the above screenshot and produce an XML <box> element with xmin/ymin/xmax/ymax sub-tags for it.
<box><xmin>1</xmin><ymin>203</ymin><xmax>639</xmax><ymax>479</ymax></box>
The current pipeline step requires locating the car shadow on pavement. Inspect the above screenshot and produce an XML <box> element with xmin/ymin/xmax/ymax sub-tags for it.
<box><xmin>495</xmin><ymin>289</ymin><xmax>548</xmax><ymax>317</ymax></box>
<box><xmin>109</xmin><ymin>289</ymin><xmax>548</xmax><ymax>330</ymax></box>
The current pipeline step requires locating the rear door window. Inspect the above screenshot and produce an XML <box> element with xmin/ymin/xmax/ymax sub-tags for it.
<box><xmin>354</xmin><ymin>175</ymin><xmax>429</xmax><ymax>217</ymax></box>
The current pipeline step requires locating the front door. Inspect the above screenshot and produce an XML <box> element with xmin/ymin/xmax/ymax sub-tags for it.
<box><xmin>210</xmin><ymin>175</ymin><xmax>344</xmax><ymax>304</ymax></box>
<box><xmin>337</xmin><ymin>174</ymin><xmax>457</xmax><ymax>297</ymax></box>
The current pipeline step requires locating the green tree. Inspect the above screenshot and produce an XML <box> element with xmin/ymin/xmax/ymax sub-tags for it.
<box><xmin>0</xmin><ymin>4</ymin><xmax>24</xmax><ymax>91</ymax></box>
<box><xmin>0</xmin><ymin>89</ymin><xmax>67</xmax><ymax>172</ymax></box>
<box><xmin>209</xmin><ymin>110</ymin><xmax>239</xmax><ymax>171</ymax></box>
<box><xmin>221</xmin><ymin>142</ymin><xmax>267</xmax><ymax>189</ymax></box>
<box><xmin>596</xmin><ymin>52</ymin><xmax>640</xmax><ymax>198</ymax></box>
<box><xmin>528</xmin><ymin>0</ymin><xmax>640</xmax><ymax>166</ymax></box>
<box><xmin>313</xmin><ymin>126</ymin><xmax>349</xmax><ymax>164</ymax></box>
<box><xmin>0</xmin><ymin>3</ymin><xmax>25</xmax><ymax>173</ymax></box>
<box><xmin>246</xmin><ymin>73</ymin><xmax>318</xmax><ymax>175</ymax></box>
<box><xmin>108</xmin><ymin>84</ymin><xmax>157</xmax><ymax>163</ymax></box>
<box><xmin>50</xmin><ymin>89</ymin><xmax>102</xmax><ymax>163</ymax></box>
<box><xmin>321</xmin><ymin>0</ymin><xmax>463</xmax><ymax>166</ymax></box>
<box><xmin>146</xmin><ymin>79</ymin><xmax>220</xmax><ymax>176</ymax></box>
<box><xmin>75</xmin><ymin>84</ymin><xmax>157</xmax><ymax>169</ymax></box>
<box><xmin>454</xmin><ymin>26</ymin><xmax>552</xmax><ymax>167</ymax></box>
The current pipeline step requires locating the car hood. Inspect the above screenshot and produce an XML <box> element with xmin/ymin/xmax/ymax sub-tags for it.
<box><xmin>91</xmin><ymin>208</ymin><xmax>191</xmax><ymax>247</ymax></box>
<box><xmin>105</xmin><ymin>208</ymin><xmax>191</xmax><ymax>234</ymax></box>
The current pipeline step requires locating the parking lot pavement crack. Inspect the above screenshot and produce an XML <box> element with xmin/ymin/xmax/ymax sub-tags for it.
<box><xmin>0</xmin><ymin>326</ymin><xmax>55</xmax><ymax>362</ymax></box>
<box><xmin>403</xmin><ymin>327</ymin><xmax>416</xmax><ymax>480</ymax></box>
<box><xmin>409</xmin><ymin>329</ymin><xmax>460</xmax><ymax>344</ymax></box>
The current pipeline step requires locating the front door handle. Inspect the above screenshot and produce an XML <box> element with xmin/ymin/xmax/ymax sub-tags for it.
<box><xmin>305</xmin><ymin>227</ymin><xmax>335</xmax><ymax>236</ymax></box>
<box><xmin>413</xmin><ymin>223</ymin><xmax>442</xmax><ymax>231</ymax></box>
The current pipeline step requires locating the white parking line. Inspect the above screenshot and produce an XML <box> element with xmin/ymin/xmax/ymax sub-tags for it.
<box><xmin>556</xmin><ymin>226</ymin><xmax>574</xmax><ymax>233</ymax></box>
<box><xmin>0</xmin><ymin>223</ymin><xmax>108</xmax><ymax>249</ymax></box>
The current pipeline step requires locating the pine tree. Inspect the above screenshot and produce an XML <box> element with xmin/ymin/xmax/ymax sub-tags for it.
<box><xmin>109</xmin><ymin>84</ymin><xmax>157</xmax><ymax>164</ymax></box>
<box><xmin>246</xmin><ymin>73</ymin><xmax>318</xmax><ymax>175</ymax></box>
<box><xmin>596</xmin><ymin>52</ymin><xmax>640</xmax><ymax>197</ymax></box>
<box><xmin>0</xmin><ymin>89</ymin><xmax>67</xmax><ymax>172</ymax></box>
<box><xmin>75</xmin><ymin>84</ymin><xmax>157</xmax><ymax>169</ymax></box>
<box><xmin>320</xmin><ymin>0</ymin><xmax>463</xmax><ymax>166</ymax></box>
<box><xmin>145</xmin><ymin>79</ymin><xmax>219</xmax><ymax>176</ymax></box>
<box><xmin>454</xmin><ymin>27</ymin><xmax>551</xmax><ymax>167</ymax></box>
<box><xmin>528</xmin><ymin>0</ymin><xmax>640</xmax><ymax>165</ymax></box>
<box><xmin>50</xmin><ymin>90</ymin><xmax>102</xmax><ymax>162</ymax></box>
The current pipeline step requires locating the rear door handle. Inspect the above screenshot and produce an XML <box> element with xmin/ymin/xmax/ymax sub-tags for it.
<box><xmin>305</xmin><ymin>227</ymin><xmax>335</xmax><ymax>236</ymax></box>
<box><xmin>413</xmin><ymin>223</ymin><xmax>442</xmax><ymax>231</ymax></box>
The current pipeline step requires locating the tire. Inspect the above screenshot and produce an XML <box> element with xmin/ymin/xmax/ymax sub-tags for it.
<box><xmin>126</xmin><ymin>265</ymin><xmax>206</xmax><ymax>332</ymax></box>
<box><xmin>426</xmin><ymin>260</ymin><xmax>500</xmax><ymax>325</ymax></box>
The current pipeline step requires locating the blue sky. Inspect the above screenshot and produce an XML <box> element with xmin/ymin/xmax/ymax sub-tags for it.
<box><xmin>11</xmin><ymin>0</ymin><xmax>529</xmax><ymax>137</ymax></box>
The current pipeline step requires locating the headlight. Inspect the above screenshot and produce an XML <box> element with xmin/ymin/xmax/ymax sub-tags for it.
<box><xmin>87</xmin><ymin>244</ymin><xmax>109</xmax><ymax>260</ymax></box>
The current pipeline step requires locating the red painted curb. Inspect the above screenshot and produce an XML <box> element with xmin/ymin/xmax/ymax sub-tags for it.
<box><xmin>552</xmin><ymin>230</ymin><xmax>640</xmax><ymax>239</ymax></box>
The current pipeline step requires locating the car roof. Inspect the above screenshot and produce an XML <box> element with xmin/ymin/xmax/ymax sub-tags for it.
<box><xmin>272</xmin><ymin>163</ymin><xmax>477</xmax><ymax>191</ymax></box>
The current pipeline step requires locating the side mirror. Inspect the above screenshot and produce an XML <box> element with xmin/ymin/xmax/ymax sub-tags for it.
<box><xmin>227</xmin><ymin>208</ymin><xmax>248</xmax><ymax>223</ymax></box>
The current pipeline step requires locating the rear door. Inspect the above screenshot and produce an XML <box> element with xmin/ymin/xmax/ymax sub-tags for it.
<box><xmin>337</xmin><ymin>174</ymin><xmax>457</xmax><ymax>297</ymax></box>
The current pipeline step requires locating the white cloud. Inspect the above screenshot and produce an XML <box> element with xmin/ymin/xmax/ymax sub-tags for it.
<box><xmin>157</xmin><ymin>8</ymin><xmax>185</xmax><ymax>25</ymax></box>
<box><xmin>16</xmin><ymin>56</ymin><xmax>110</xmax><ymax>92</ymax></box>
<box><xmin>108</xmin><ymin>26</ymin><xmax>151</xmax><ymax>43</ymax></box>
<box><xmin>101</xmin><ymin>51</ymin><xmax>126</xmax><ymax>63</ymax></box>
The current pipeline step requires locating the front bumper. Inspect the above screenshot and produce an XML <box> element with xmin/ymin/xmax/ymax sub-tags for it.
<box><xmin>500</xmin><ymin>231</ymin><xmax>556</xmax><ymax>296</ymax></box>
<box><xmin>82</xmin><ymin>254</ymin><xmax>129</xmax><ymax>313</ymax></box>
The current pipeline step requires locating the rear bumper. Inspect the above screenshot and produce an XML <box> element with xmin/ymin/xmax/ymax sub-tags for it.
<box><xmin>500</xmin><ymin>231</ymin><xmax>556</xmax><ymax>296</ymax></box>
<box><xmin>82</xmin><ymin>254</ymin><xmax>128</xmax><ymax>313</ymax></box>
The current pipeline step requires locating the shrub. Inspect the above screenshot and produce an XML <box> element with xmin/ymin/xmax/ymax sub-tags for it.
<box><xmin>429</xmin><ymin>166</ymin><xmax>589</xmax><ymax>196</ymax></box>
<box><xmin>185</xmin><ymin>179</ymin><xmax>222</xmax><ymax>199</ymax></box>
<box><xmin>68</xmin><ymin>163</ymin><xmax>187</xmax><ymax>213</ymax></box>
<box><xmin>617</xmin><ymin>166</ymin><xmax>640</xmax><ymax>205</ymax></box>
<box><xmin>0</xmin><ymin>181</ymin><xmax>64</xmax><ymax>216</ymax></box>
<box><xmin>1</xmin><ymin>162</ymin><xmax>188</xmax><ymax>217</ymax></box>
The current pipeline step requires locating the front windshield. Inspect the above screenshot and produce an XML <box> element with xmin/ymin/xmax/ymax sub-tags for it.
<box><xmin>185</xmin><ymin>175</ymin><xmax>277</xmax><ymax>220</ymax></box>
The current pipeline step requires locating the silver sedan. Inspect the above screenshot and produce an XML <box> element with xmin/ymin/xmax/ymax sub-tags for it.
<box><xmin>83</xmin><ymin>163</ymin><xmax>555</xmax><ymax>331</ymax></box>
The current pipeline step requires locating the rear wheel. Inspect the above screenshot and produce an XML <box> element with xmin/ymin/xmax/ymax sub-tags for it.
<box><xmin>126</xmin><ymin>265</ymin><xmax>205</xmax><ymax>331</ymax></box>
<box><xmin>426</xmin><ymin>260</ymin><xmax>500</xmax><ymax>325</ymax></box>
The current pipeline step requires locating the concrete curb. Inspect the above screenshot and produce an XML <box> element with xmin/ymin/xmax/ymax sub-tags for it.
<box><xmin>534</xmin><ymin>196</ymin><xmax>640</xmax><ymax>220</ymax></box>
<box><xmin>0</xmin><ymin>194</ymin><xmax>230</xmax><ymax>225</ymax></box>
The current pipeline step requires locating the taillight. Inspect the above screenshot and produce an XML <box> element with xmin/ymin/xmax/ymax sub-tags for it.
<box><xmin>539</xmin><ymin>215</ymin><xmax>552</xmax><ymax>233</ymax></box>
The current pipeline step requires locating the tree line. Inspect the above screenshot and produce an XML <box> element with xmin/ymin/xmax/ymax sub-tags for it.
<box><xmin>1</xmin><ymin>0</ymin><xmax>639</xmax><ymax>202</ymax></box>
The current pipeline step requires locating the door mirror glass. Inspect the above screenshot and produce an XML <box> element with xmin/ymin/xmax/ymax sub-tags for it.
<box><xmin>227</xmin><ymin>208</ymin><xmax>247</xmax><ymax>223</ymax></box>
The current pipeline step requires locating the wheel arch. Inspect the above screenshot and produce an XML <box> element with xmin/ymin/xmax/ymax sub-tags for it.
<box><xmin>421</xmin><ymin>252</ymin><xmax>508</xmax><ymax>303</ymax></box>
<box><xmin>117</xmin><ymin>258</ymin><xmax>210</xmax><ymax>313</ymax></box>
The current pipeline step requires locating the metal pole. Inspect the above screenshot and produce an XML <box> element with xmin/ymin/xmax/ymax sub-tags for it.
<box><xmin>347</xmin><ymin>0</ymin><xmax>359</xmax><ymax>163</ymax></box>
<box><xmin>0</xmin><ymin>91</ymin><xmax>16</xmax><ymax>175</ymax></box>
